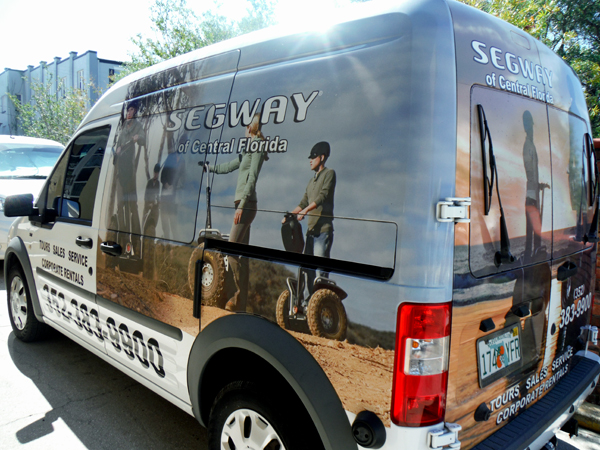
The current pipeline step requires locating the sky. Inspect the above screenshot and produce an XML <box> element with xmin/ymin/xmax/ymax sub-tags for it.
<box><xmin>0</xmin><ymin>0</ymin><xmax>354</xmax><ymax>73</ymax></box>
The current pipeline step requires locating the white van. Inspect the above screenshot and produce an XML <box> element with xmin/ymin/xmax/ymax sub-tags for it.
<box><xmin>4</xmin><ymin>1</ymin><xmax>600</xmax><ymax>449</ymax></box>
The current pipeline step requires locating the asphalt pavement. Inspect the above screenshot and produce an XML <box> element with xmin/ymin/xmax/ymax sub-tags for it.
<box><xmin>0</xmin><ymin>263</ymin><xmax>208</xmax><ymax>450</ymax></box>
<box><xmin>1</xmin><ymin>262</ymin><xmax>600</xmax><ymax>450</ymax></box>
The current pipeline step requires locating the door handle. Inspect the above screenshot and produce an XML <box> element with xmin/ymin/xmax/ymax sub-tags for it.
<box><xmin>557</xmin><ymin>261</ymin><xmax>578</xmax><ymax>281</ymax></box>
<box><xmin>76</xmin><ymin>236</ymin><xmax>93</xmax><ymax>249</ymax></box>
<box><xmin>100</xmin><ymin>241</ymin><xmax>122</xmax><ymax>257</ymax></box>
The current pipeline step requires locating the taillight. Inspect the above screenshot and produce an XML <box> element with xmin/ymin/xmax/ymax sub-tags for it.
<box><xmin>391</xmin><ymin>302</ymin><xmax>451</xmax><ymax>427</ymax></box>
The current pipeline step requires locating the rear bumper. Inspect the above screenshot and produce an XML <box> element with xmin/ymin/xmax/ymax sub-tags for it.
<box><xmin>473</xmin><ymin>351</ymin><xmax>600</xmax><ymax>450</ymax></box>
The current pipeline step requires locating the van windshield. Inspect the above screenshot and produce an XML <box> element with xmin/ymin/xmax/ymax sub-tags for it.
<box><xmin>0</xmin><ymin>144</ymin><xmax>63</xmax><ymax>178</ymax></box>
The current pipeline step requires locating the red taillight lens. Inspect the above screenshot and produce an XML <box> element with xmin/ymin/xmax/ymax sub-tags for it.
<box><xmin>391</xmin><ymin>302</ymin><xmax>451</xmax><ymax>427</ymax></box>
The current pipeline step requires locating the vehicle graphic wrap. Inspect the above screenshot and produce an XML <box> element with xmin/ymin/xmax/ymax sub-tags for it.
<box><xmin>94</xmin><ymin>7</ymin><xmax>460</xmax><ymax>428</ymax></box>
<box><xmin>446</xmin><ymin>2</ymin><xmax>596</xmax><ymax>448</ymax></box>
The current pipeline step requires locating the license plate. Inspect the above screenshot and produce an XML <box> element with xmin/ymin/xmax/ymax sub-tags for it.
<box><xmin>477</xmin><ymin>325</ymin><xmax>521</xmax><ymax>386</ymax></box>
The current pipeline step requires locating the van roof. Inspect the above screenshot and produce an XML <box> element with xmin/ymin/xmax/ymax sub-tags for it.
<box><xmin>80</xmin><ymin>0</ymin><xmax>586</xmax><ymax>129</ymax></box>
<box><xmin>80</xmin><ymin>0</ymin><xmax>430</xmax><ymax>127</ymax></box>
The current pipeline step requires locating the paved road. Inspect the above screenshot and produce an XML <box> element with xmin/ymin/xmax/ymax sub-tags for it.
<box><xmin>0</xmin><ymin>263</ymin><xmax>208</xmax><ymax>450</ymax></box>
<box><xmin>1</xmin><ymin>262</ymin><xmax>600</xmax><ymax>450</ymax></box>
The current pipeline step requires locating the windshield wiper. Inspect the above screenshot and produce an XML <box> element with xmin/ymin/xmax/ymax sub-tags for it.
<box><xmin>477</xmin><ymin>104</ymin><xmax>515</xmax><ymax>267</ymax></box>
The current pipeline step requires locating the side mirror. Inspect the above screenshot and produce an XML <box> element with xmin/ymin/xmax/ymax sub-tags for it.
<box><xmin>4</xmin><ymin>194</ymin><xmax>36</xmax><ymax>217</ymax></box>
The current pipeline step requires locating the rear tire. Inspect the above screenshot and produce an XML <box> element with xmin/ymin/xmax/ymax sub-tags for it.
<box><xmin>307</xmin><ymin>289</ymin><xmax>347</xmax><ymax>341</ymax></box>
<box><xmin>208</xmin><ymin>381</ymin><xmax>322</xmax><ymax>450</ymax></box>
<box><xmin>188</xmin><ymin>244</ymin><xmax>227</xmax><ymax>307</ymax></box>
<box><xmin>276</xmin><ymin>290</ymin><xmax>310</xmax><ymax>334</ymax></box>
<box><xmin>7</xmin><ymin>266</ymin><xmax>47</xmax><ymax>342</ymax></box>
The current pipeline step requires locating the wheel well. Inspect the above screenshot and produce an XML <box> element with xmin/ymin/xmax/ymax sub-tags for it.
<box><xmin>199</xmin><ymin>347</ymin><xmax>311</xmax><ymax>426</ymax></box>
<box><xmin>4</xmin><ymin>244</ymin><xmax>46</xmax><ymax>323</ymax></box>
<box><xmin>5</xmin><ymin>252</ymin><xmax>21</xmax><ymax>275</ymax></box>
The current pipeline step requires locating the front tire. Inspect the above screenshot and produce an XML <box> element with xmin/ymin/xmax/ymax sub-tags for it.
<box><xmin>276</xmin><ymin>290</ymin><xmax>291</xmax><ymax>330</ymax></box>
<box><xmin>307</xmin><ymin>289</ymin><xmax>347</xmax><ymax>341</ymax></box>
<box><xmin>208</xmin><ymin>381</ymin><xmax>321</xmax><ymax>450</ymax></box>
<box><xmin>7</xmin><ymin>266</ymin><xmax>47</xmax><ymax>342</ymax></box>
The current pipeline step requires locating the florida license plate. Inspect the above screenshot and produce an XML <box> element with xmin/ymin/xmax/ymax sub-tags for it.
<box><xmin>477</xmin><ymin>325</ymin><xmax>521</xmax><ymax>387</ymax></box>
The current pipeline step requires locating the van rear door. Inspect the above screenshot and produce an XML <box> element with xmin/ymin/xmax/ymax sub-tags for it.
<box><xmin>447</xmin><ymin>86</ymin><xmax>556</xmax><ymax>448</ymax></box>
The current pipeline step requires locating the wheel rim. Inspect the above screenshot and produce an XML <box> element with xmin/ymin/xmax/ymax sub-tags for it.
<box><xmin>321</xmin><ymin>303</ymin><xmax>338</xmax><ymax>332</ymax></box>
<box><xmin>202</xmin><ymin>262</ymin><xmax>214</xmax><ymax>288</ymax></box>
<box><xmin>221</xmin><ymin>408</ymin><xmax>285</xmax><ymax>450</ymax></box>
<box><xmin>10</xmin><ymin>276</ymin><xmax>27</xmax><ymax>331</ymax></box>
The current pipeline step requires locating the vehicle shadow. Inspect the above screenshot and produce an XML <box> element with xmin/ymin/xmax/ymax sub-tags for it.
<box><xmin>3</xmin><ymin>265</ymin><xmax>208</xmax><ymax>450</ymax></box>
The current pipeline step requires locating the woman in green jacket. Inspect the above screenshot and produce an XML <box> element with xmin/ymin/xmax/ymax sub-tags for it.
<box><xmin>208</xmin><ymin>113</ymin><xmax>268</xmax><ymax>311</ymax></box>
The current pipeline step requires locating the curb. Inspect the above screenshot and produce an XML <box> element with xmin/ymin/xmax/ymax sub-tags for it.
<box><xmin>575</xmin><ymin>402</ymin><xmax>600</xmax><ymax>433</ymax></box>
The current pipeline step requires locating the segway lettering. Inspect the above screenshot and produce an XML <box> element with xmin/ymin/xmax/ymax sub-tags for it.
<box><xmin>41</xmin><ymin>284</ymin><xmax>166</xmax><ymax>377</ymax></box>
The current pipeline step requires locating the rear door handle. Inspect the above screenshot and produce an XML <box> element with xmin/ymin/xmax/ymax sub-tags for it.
<box><xmin>100</xmin><ymin>241</ymin><xmax>122</xmax><ymax>257</ymax></box>
<box><xmin>76</xmin><ymin>236</ymin><xmax>93</xmax><ymax>249</ymax></box>
<box><xmin>557</xmin><ymin>261</ymin><xmax>578</xmax><ymax>281</ymax></box>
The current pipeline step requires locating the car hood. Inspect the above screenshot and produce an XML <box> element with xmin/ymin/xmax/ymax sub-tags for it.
<box><xmin>0</xmin><ymin>178</ymin><xmax>45</xmax><ymax>198</ymax></box>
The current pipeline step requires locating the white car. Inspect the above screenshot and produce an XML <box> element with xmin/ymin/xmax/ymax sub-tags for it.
<box><xmin>0</xmin><ymin>135</ymin><xmax>63</xmax><ymax>259</ymax></box>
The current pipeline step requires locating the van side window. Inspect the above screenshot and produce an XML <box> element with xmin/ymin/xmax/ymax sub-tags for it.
<box><xmin>101</xmin><ymin>96</ymin><xmax>208</xmax><ymax>244</ymax></box>
<box><xmin>40</xmin><ymin>151</ymin><xmax>70</xmax><ymax>221</ymax></box>
<box><xmin>45</xmin><ymin>127</ymin><xmax>110</xmax><ymax>223</ymax></box>
<box><xmin>470</xmin><ymin>86</ymin><xmax>552</xmax><ymax>277</ymax></box>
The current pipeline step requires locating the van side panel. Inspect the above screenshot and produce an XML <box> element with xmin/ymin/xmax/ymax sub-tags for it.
<box><xmin>94</xmin><ymin>53</ymin><xmax>240</xmax><ymax>402</ymax></box>
<box><xmin>93</xmin><ymin>0</ymin><xmax>458</xmax><ymax>432</ymax></box>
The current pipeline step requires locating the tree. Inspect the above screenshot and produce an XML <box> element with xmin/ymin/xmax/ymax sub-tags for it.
<box><xmin>9</xmin><ymin>74</ymin><xmax>91</xmax><ymax>145</ymax></box>
<box><xmin>116</xmin><ymin>0</ymin><xmax>277</xmax><ymax>81</ymax></box>
<box><xmin>460</xmin><ymin>0</ymin><xmax>600</xmax><ymax>135</ymax></box>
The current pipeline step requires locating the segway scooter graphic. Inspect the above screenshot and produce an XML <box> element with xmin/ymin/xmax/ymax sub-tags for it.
<box><xmin>276</xmin><ymin>213</ymin><xmax>348</xmax><ymax>341</ymax></box>
<box><xmin>187</xmin><ymin>163</ymin><xmax>231</xmax><ymax>308</ymax></box>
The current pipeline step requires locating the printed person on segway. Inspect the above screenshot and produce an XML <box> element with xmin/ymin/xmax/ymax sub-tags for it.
<box><xmin>113</xmin><ymin>100</ymin><xmax>146</xmax><ymax>262</ymax></box>
<box><xmin>279</xmin><ymin>142</ymin><xmax>348</xmax><ymax>340</ymax></box>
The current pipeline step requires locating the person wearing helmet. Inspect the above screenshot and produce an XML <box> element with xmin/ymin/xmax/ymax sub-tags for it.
<box><xmin>286</xmin><ymin>141</ymin><xmax>336</xmax><ymax>296</ymax></box>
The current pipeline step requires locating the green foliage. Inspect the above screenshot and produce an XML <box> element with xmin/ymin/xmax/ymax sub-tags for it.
<box><xmin>115</xmin><ymin>0</ymin><xmax>277</xmax><ymax>82</ymax></box>
<box><xmin>8</xmin><ymin>74</ymin><xmax>91</xmax><ymax>145</ymax></box>
<box><xmin>237</xmin><ymin>0</ymin><xmax>278</xmax><ymax>35</ymax></box>
<box><xmin>460</xmin><ymin>0</ymin><xmax>600</xmax><ymax>135</ymax></box>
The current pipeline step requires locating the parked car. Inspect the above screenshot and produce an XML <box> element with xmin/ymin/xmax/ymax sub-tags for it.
<box><xmin>0</xmin><ymin>135</ymin><xmax>63</xmax><ymax>259</ymax></box>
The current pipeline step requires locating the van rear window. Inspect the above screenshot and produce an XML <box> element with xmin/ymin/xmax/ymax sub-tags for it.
<box><xmin>469</xmin><ymin>86</ymin><xmax>552</xmax><ymax>277</ymax></box>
